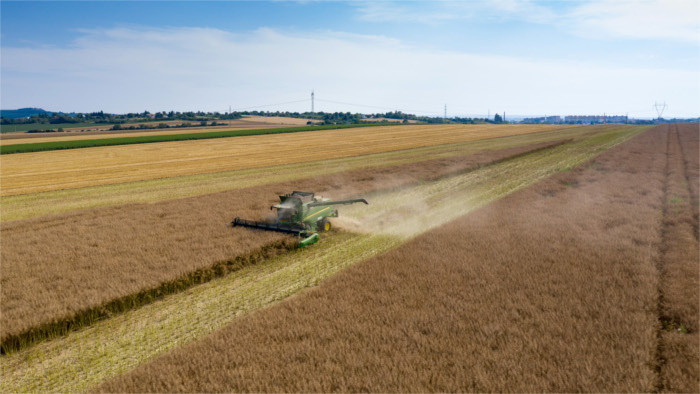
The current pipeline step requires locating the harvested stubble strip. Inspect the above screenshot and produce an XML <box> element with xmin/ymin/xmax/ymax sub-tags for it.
<box><xmin>100</xmin><ymin>125</ymin><xmax>678</xmax><ymax>392</ymax></box>
<box><xmin>0</xmin><ymin>140</ymin><xmax>563</xmax><ymax>351</ymax></box>
<box><xmin>656</xmin><ymin>123</ymin><xmax>699</xmax><ymax>392</ymax></box>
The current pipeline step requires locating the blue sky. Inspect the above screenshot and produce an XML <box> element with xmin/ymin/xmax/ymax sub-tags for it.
<box><xmin>2</xmin><ymin>1</ymin><xmax>699</xmax><ymax>117</ymax></box>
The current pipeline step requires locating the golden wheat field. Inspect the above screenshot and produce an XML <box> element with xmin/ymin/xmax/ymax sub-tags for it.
<box><xmin>0</xmin><ymin>124</ymin><xmax>574</xmax><ymax>196</ymax></box>
<box><xmin>2</xmin><ymin>124</ymin><xmax>698</xmax><ymax>393</ymax></box>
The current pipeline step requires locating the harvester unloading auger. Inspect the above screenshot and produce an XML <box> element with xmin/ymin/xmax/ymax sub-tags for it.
<box><xmin>232</xmin><ymin>191</ymin><xmax>368</xmax><ymax>247</ymax></box>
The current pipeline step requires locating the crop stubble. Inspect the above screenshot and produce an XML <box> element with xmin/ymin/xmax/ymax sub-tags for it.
<box><xmin>0</xmin><ymin>124</ymin><xmax>572</xmax><ymax>196</ymax></box>
<box><xmin>98</xmin><ymin>124</ymin><xmax>697</xmax><ymax>392</ymax></box>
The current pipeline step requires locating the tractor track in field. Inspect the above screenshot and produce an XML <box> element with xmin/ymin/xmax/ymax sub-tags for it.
<box><xmin>653</xmin><ymin>124</ymin><xmax>699</xmax><ymax>392</ymax></box>
<box><xmin>0</xmin><ymin>125</ymin><xmax>649</xmax><ymax>392</ymax></box>
<box><xmin>653</xmin><ymin>125</ymin><xmax>672</xmax><ymax>392</ymax></box>
<box><xmin>673</xmin><ymin>124</ymin><xmax>699</xmax><ymax>241</ymax></box>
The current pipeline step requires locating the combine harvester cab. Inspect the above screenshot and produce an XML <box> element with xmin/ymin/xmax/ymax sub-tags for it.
<box><xmin>232</xmin><ymin>191</ymin><xmax>367</xmax><ymax>247</ymax></box>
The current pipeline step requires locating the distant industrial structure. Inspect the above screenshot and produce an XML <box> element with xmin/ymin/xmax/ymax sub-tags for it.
<box><xmin>521</xmin><ymin>115</ymin><xmax>562</xmax><ymax>124</ymax></box>
<box><xmin>521</xmin><ymin>114</ymin><xmax>628</xmax><ymax>124</ymax></box>
<box><xmin>565</xmin><ymin>115</ymin><xmax>628</xmax><ymax>124</ymax></box>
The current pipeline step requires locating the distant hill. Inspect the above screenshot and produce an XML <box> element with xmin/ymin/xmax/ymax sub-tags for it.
<box><xmin>1</xmin><ymin>108</ymin><xmax>52</xmax><ymax>119</ymax></box>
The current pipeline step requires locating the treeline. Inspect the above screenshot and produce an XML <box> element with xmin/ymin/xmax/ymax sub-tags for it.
<box><xmin>239</xmin><ymin>110</ymin><xmax>494</xmax><ymax>125</ymax></box>
<box><xmin>1</xmin><ymin>111</ymin><xmax>242</xmax><ymax>126</ymax></box>
<box><xmin>111</xmin><ymin>121</ymin><xmax>227</xmax><ymax>131</ymax></box>
<box><xmin>4</xmin><ymin>108</ymin><xmax>512</xmax><ymax>128</ymax></box>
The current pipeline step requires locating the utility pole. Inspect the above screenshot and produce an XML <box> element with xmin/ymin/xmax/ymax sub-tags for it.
<box><xmin>444</xmin><ymin>104</ymin><xmax>447</xmax><ymax>122</ymax></box>
<box><xmin>311</xmin><ymin>90</ymin><xmax>315</xmax><ymax>115</ymax></box>
<box><xmin>503</xmin><ymin>112</ymin><xmax>505</xmax><ymax>123</ymax></box>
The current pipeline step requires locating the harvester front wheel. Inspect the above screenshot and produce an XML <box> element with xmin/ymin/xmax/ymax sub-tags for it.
<box><xmin>319</xmin><ymin>219</ymin><xmax>331</xmax><ymax>232</ymax></box>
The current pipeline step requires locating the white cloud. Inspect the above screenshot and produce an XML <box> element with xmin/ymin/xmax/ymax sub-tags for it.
<box><xmin>568</xmin><ymin>0</ymin><xmax>700</xmax><ymax>43</ymax></box>
<box><xmin>355</xmin><ymin>1</ymin><xmax>460</xmax><ymax>24</ymax></box>
<box><xmin>354</xmin><ymin>1</ymin><xmax>555</xmax><ymax>25</ymax></box>
<box><xmin>354</xmin><ymin>0</ymin><xmax>700</xmax><ymax>43</ymax></box>
<box><xmin>1</xmin><ymin>26</ymin><xmax>698</xmax><ymax>117</ymax></box>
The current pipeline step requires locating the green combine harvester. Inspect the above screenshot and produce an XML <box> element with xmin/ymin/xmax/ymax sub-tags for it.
<box><xmin>232</xmin><ymin>191</ymin><xmax>368</xmax><ymax>247</ymax></box>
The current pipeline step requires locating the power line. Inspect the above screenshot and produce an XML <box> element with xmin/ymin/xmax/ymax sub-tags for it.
<box><xmin>316</xmin><ymin>98</ymin><xmax>438</xmax><ymax>115</ymax></box>
<box><xmin>231</xmin><ymin>94</ymin><xmax>471</xmax><ymax>118</ymax></box>
<box><xmin>233</xmin><ymin>99</ymin><xmax>310</xmax><ymax>111</ymax></box>
<box><xmin>316</xmin><ymin>98</ymin><xmax>399</xmax><ymax>111</ymax></box>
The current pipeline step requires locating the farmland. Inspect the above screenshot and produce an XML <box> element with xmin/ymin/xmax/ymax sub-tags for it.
<box><xmin>0</xmin><ymin>121</ymin><xmax>104</xmax><ymax>133</ymax></box>
<box><xmin>0</xmin><ymin>136</ymin><xmax>576</xmax><ymax>348</ymax></box>
<box><xmin>1</xmin><ymin>124</ymin><xmax>599</xmax><ymax>221</ymax></box>
<box><xmin>97</xmin><ymin>124</ymin><xmax>697</xmax><ymax>392</ymax></box>
<box><xmin>0</xmin><ymin>119</ymin><xmax>290</xmax><ymax>145</ymax></box>
<box><xmin>0</xmin><ymin>114</ymin><xmax>317</xmax><ymax>137</ymax></box>
<box><xmin>0</xmin><ymin>123</ymin><xmax>572</xmax><ymax>195</ymax></box>
<box><xmin>1</xmin><ymin>123</ymin><xmax>697</xmax><ymax>392</ymax></box>
<box><xmin>0</xmin><ymin>123</ymin><xmax>392</xmax><ymax>154</ymax></box>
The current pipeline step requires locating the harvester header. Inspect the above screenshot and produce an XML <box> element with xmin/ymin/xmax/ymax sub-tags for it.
<box><xmin>232</xmin><ymin>191</ymin><xmax>368</xmax><ymax>247</ymax></box>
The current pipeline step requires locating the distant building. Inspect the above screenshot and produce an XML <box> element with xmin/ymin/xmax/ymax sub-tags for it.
<box><xmin>521</xmin><ymin>115</ymin><xmax>562</xmax><ymax>124</ymax></box>
<box><xmin>564</xmin><ymin>115</ymin><xmax>627</xmax><ymax>124</ymax></box>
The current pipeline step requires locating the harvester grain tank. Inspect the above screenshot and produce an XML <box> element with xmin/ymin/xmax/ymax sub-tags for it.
<box><xmin>232</xmin><ymin>191</ymin><xmax>368</xmax><ymax>247</ymax></box>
